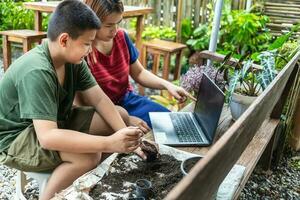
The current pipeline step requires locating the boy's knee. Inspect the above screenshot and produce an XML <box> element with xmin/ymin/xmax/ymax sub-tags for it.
<box><xmin>116</xmin><ymin>106</ymin><xmax>129</xmax><ymax>125</ymax></box>
<box><xmin>65</xmin><ymin>153</ymin><xmax>101</xmax><ymax>171</ymax></box>
<box><xmin>82</xmin><ymin>154</ymin><xmax>101</xmax><ymax>170</ymax></box>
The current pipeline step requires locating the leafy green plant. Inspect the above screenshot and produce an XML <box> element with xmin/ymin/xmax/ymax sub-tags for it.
<box><xmin>0</xmin><ymin>0</ymin><xmax>35</xmax><ymax>31</ymax></box>
<box><xmin>186</xmin><ymin>24</ymin><xmax>210</xmax><ymax>51</ymax></box>
<box><xmin>276</xmin><ymin>40</ymin><xmax>300</xmax><ymax>70</ymax></box>
<box><xmin>181</xmin><ymin>18</ymin><xmax>193</xmax><ymax>43</ymax></box>
<box><xmin>218</xmin><ymin>50</ymin><xmax>279</xmax><ymax>102</ymax></box>
<box><xmin>219</xmin><ymin>10</ymin><xmax>272</xmax><ymax>56</ymax></box>
<box><xmin>0</xmin><ymin>0</ymin><xmax>50</xmax><ymax>47</ymax></box>
<box><xmin>142</xmin><ymin>26</ymin><xmax>176</xmax><ymax>41</ymax></box>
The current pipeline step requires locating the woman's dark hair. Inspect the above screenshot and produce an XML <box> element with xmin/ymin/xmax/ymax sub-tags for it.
<box><xmin>85</xmin><ymin>0</ymin><xmax>124</xmax><ymax>21</ymax></box>
<box><xmin>47</xmin><ymin>0</ymin><xmax>101</xmax><ymax>41</ymax></box>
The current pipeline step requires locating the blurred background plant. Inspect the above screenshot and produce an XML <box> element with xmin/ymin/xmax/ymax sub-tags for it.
<box><xmin>142</xmin><ymin>26</ymin><xmax>176</xmax><ymax>41</ymax></box>
<box><xmin>0</xmin><ymin>0</ymin><xmax>50</xmax><ymax>48</ymax></box>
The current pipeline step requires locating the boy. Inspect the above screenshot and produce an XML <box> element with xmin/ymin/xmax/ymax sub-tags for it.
<box><xmin>0</xmin><ymin>0</ymin><xmax>143</xmax><ymax>199</ymax></box>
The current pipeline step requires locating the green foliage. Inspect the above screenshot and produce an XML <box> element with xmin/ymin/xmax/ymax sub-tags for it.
<box><xmin>0</xmin><ymin>0</ymin><xmax>50</xmax><ymax>32</ymax></box>
<box><xmin>219</xmin><ymin>50</ymin><xmax>279</xmax><ymax>102</ymax></box>
<box><xmin>181</xmin><ymin>18</ymin><xmax>193</xmax><ymax>43</ymax></box>
<box><xmin>257</xmin><ymin>50</ymin><xmax>278</xmax><ymax>90</ymax></box>
<box><xmin>0</xmin><ymin>0</ymin><xmax>35</xmax><ymax>31</ymax></box>
<box><xmin>142</xmin><ymin>26</ymin><xmax>176</xmax><ymax>41</ymax></box>
<box><xmin>220</xmin><ymin>10</ymin><xmax>272</xmax><ymax>56</ymax></box>
<box><xmin>276</xmin><ymin>40</ymin><xmax>300</xmax><ymax>70</ymax></box>
<box><xmin>186</xmin><ymin>24</ymin><xmax>210</xmax><ymax>51</ymax></box>
<box><xmin>289</xmin><ymin>156</ymin><xmax>300</xmax><ymax>170</ymax></box>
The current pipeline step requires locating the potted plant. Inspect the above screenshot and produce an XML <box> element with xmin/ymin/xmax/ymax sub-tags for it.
<box><xmin>222</xmin><ymin>50</ymin><xmax>278</xmax><ymax>120</ymax></box>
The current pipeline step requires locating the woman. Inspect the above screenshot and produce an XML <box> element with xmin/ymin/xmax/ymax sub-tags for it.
<box><xmin>80</xmin><ymin>0</ymin><xmax>193</xmax><ymax>127</ymax></box>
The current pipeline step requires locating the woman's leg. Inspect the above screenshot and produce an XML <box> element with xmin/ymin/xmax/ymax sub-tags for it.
<box><xmin>120</xmin><ymin>91</ymin><xmax>169</xmax><ymax>127</ymax></box>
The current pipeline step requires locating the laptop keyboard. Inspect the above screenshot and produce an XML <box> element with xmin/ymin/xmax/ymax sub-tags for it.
<box><xmin>170</xmin><ymin>113</ymin><xmax>204</xmax><ymax>143</ymax></box>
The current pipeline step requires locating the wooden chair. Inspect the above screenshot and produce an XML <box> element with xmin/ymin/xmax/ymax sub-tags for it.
<box><xmin>142</xmin><ymin>39</ymin><xmax>187</xmax><ymax>81</ymax></box>
<box><xmin>0</xmin><ymin>30</ymin><xmax>47</xmax><ymax>71</ymax></box>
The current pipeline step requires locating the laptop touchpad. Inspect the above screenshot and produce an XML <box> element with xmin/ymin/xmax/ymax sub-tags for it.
<box><xmin>154</xmin><ymin>132</ymin><xmax>167</xmax><ymax>143</ymax></box>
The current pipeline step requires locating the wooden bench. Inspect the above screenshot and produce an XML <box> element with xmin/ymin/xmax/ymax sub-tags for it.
<box><xmin>0</xmin><ymin>29</ymin><xmax>47</xmax><ymax>71</ymax></box>
<box><xmin>163</xmin><ymin>50</ymin><xmax>300</xmax><ymax>199</ymax></box>
<box><xmin>264</xmin><ymin>1</ymin><xmax>300</xmax><ymax>37</ymax></box>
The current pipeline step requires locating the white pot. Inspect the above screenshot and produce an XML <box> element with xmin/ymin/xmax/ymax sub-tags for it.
<box><xmin>230</xmin><ymin>92</ymin><xmax>257</xmax><ymax>121</ymax></box>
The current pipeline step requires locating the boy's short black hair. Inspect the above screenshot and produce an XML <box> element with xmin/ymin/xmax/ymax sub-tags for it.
<box><xmin>47</xmin><ymin>0</ymin><xmax>101</xmax><ymax>41</ymax></box>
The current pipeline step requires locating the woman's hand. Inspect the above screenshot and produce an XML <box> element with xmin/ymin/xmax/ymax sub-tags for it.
<box><xmin>165</xmin><ymin>83</ymin><xmax>196</xmax><ymax>103</ymax></box>
<box><xmin>129</xmin><ymin>116</ymin><xmax>151</xmax><ymax>134</ymax></box>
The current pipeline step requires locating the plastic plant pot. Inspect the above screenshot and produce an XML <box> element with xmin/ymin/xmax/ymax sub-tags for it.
<box><xmin>135</xmin><ymin>179</ymin><xmax>152</xmax><ymax>199</ymax></box>
<box><xmin>181</xmin><ymin>156</ymin><xmax>202</xmax><ymax>176</ymax></box>
<box><xmin>128</xmin><ymin>197</ymin><xmax>145</xmax><ymax>200</ymax></box>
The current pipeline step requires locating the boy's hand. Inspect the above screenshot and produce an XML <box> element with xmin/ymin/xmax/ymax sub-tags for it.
<box><xmin>134</xmin><ymin>147</ymin><xmax>147</xmax><ymax>160</ymax></box>
<box><xmin>108</xmin><ymin>127</ymin><xmax>143</xmax><ymax>153</ymax></box>
<box><xmin>165</xmin><ymin>83</ymin><xmax>196</xmax><ymax>103</ymax></box>
<box><xmin>128</xmin><ymin>116</ymin><xmax>151</xmax><ymax>134</ymax></box>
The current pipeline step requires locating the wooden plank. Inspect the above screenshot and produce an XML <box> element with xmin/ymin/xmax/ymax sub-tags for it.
<box><xmin>176</xmin><ymin>0</ymin><xmax>183</xmax><ymax>42</ymax></box>
<box><xmin>165</xmin><ymin>51</ymin><xmax>300</xmax><ymax>199</ymax></box>
<box><xmin>163</xmin><ymin>0</ymin><xmax>171</xmax><ymax>27</ymax></box>
<box><xmin>265</xmin><ymin>6</ymin><xmax>300</xmax><ymax>12</ymax></box>
<box><xmin>194</xmin><ymin>0</ymin><xmax>201</xmax><ymax>27</ymax></box>
<box><xmin>2</xmin><ymin>35</ymin><xmax>11</xmax><ymax>71</ymax></box>
<box><xmin>155</xmin><ymin>0</ymin><xmax>162</xmax><ymax>26</ymax></box>
<box><xmin>265</xmin><ymin>2</ymin><xmax>300</xmax><ymax>8</ymax></box>
<box><xmin>195</xmin><ymin>50</ymin><xmax>262</xmax><ymax>69</ymax></box>
<box><xmin>233</xmin><ymin>119</ymin><xmax>280</xmax><ymax>199</ymax></box>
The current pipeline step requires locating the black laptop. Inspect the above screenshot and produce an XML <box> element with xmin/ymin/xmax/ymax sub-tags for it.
<box><xmin>149</xmin><ymin>73</ymin><xmax>225</xmax><ymax>146</ymax></box>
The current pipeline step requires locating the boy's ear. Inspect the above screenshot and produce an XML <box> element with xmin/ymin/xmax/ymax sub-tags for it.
<box><xmin>58</xmin><ymin>33</ymin><xmax>70</xmax><ymax>48</ymax></box>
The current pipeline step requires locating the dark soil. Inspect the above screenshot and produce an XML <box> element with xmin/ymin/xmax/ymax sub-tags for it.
<box><xmin>89</xmin><ymin>154</ymin><xmax>183</xmax><ymax>200</ymax></box>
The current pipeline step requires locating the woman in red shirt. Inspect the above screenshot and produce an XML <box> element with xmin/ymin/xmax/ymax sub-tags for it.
<box><xmin>82</xmin><ymin>0</ymin><xmax>192</xmax><ymax>128</ymax></box>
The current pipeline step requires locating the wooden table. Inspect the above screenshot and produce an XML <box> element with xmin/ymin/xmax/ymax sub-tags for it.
<box><xmin>23</xmin><ymin>1</ymin><xmax>153</xmax><ymax>52</ymax></box>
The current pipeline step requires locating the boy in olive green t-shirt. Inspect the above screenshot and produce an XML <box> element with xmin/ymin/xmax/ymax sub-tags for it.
<box><xmin>0</xmin><ymin>0</ymin><xmax>148</xmax><ymax>199</ymax></box>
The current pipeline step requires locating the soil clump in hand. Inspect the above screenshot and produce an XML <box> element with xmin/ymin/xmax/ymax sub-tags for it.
<box><xmin>140</xmin><ymin>140</ymin><xmax>159</xmax><ymax>162</ymax></box>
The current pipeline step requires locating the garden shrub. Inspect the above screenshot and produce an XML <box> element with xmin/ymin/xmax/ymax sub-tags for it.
<box><xmin>0</xmin><ymin>0</ymin><xmax>50</xmax><ymax>48</ymax></box>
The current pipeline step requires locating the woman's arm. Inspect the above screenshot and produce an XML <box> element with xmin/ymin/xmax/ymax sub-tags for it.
<box><xmin>130</xmin><ymin>60</ymin><xmax>195</xmax><ymax>102</ymax></box>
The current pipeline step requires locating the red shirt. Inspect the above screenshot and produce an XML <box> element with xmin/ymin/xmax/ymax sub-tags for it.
<box><xmin>86</xmin><ymin>30</ymin><xmax>133</xmax><ymax>103</ymax></box>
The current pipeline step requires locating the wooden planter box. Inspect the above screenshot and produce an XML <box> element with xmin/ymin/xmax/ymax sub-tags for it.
<box><xmin>52</xmin><ymin>50</ymin><xmax>300</xmax><ymax>200</ymax></box>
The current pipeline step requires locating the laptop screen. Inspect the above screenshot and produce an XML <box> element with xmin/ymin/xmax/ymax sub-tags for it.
<box><xmin>194</xmin><ymin>73</ymin><xmax>225</xmax><ymax>142</ymax></box>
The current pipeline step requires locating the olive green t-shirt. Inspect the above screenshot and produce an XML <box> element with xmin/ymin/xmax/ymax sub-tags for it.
<box><xmin>0</xmin><ymin>40</ymin><xmax>97</xmax><ymax>152</ymax></box>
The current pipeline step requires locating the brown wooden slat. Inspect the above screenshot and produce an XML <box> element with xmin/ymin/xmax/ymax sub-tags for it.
<box><xmin>233</xmin><ymin>119</ymin><xmax>280</xmax><ymax>199</ymax></box>
<box><xmin>265</xmin><ymin>2</ymin><xmax>300</xmax><ymax>8</ymax></box>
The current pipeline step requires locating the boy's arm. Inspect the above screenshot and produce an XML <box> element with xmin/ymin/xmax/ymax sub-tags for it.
<box><xmin>33</xmin><ymin>119</ymin><xmax>142</xmax><ymax>153</ymax></box>
<box><xmin>77</xmin><ymin>85</ymin><xmax>127</xmax><ymax>131</ymax></box>
<box><xmin>130</xmin><ymin>60</ymin><xmax>195</xmax><ymax>102</ymax></box>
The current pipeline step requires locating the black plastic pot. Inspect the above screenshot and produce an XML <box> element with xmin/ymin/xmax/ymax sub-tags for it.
<box><xmin>180</xmin><ymin>156</ymin><xmax>202</xmax><ymax>175</ymax></box>
<box><xmin>134</xmin><ymin>179</ymin><xmax>152</xmax><ymax>199</ymax></box>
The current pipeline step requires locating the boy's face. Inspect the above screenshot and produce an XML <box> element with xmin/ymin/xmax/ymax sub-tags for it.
<box><xmin>96</xmin><ymin>12</ymin><xmax>123</xmax><ymax>41</ymax></box>
<box><xmin>62</xmin><ymin>29</ymin><xmax>97</xmax><ymax>64</ymax></box>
